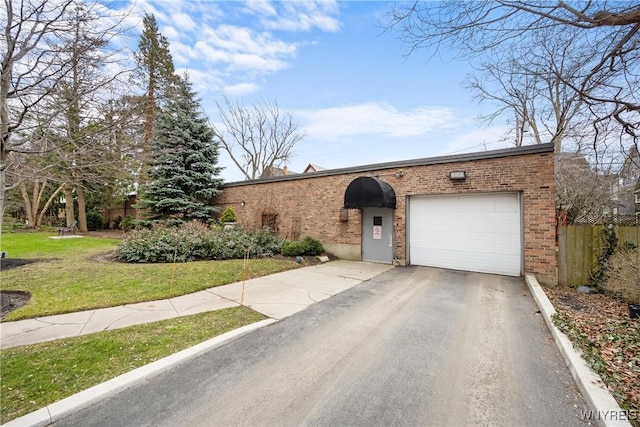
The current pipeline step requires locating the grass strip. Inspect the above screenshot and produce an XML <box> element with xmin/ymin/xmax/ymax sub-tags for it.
<box><xmin>0</xmin><ymin>306</ymin><xmax>266</xmax><ymax>424</ymax></box>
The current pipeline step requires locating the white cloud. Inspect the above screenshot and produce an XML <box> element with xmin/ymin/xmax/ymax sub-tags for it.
<box><xmin>298</xmin><ymin>102</ymin><xmax>457</xmax><ymax>141</ymax></box>
<box><xmin>170</xmin><ymin>40</ymin><xmax>197</xmax><ymax>66</ymax></box>
<box><xmin>223</xmin><ymin>82</ymin><xmax>260</xmax><ymax>96</ymax></box>
<box><xmin>128</xmin><ymin>0</ymin><xmax>166</xmax><ymax>22</ymax></box>
<box><xmin>173</xmin><ymin>12</ymin><xmax>197</xmax><ymax>31</ymax></box>
<box><xmin>282</xmin><ymin>106</ymin><xmax>514</xmax><ymax>174</ymax></box>
<box><xmin>163</xmin><ymin>26</ymin><xmax>180</xmax><ymax>42</ymax></box>
<box><xmin>96</xmin><ymin>0</ymin><xmax>338</xmax><ymax>106</ymax></box>
<box><xmin>200</xmin><ymin>25</ymin><xmax>296</xmax><ymax>57</ymax></box>
<box><xmin>242</xmin><ymin>0</ymin><xmax>277</xmax><ymax>17</ymax></box>
<box><xmin>228</xmin><ymin>53</ymin><xmax>288</xmax><ymax>73</ymax></box>
<box><xmin>437</xmin><ymin>126</ymin><xmax>514</xmax><ymax>156</ymax></box>
<box><xmin>192</xmin><ymin>25</ymin><xmax>296</xmax><ymax>75</ymax></box>
<box><xmin>176</xmin><ymin>67</ymin><xmax>225</xmax><ymax>95</ymax></box>
<box><xmin>263</xmin><ymin>1</ymin><xmax>341</xmax><ymax>32</ymax></box>
<box><xmin>192</xmin><ymin>40</ymin><xmax>231</xmax><ymax>63</ymax></box>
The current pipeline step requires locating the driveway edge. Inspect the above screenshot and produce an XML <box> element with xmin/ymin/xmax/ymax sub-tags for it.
<box><xmin>2</xmin><ymin>319</ymin><xmax>277</xmax><ymax>427</ymax></box>
<box><xmin>525</xmin><ymin>274</ymin><xmax>631</xmax><ymax>427</ymax></box>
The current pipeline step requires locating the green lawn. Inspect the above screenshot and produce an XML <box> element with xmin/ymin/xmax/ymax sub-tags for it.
<box><xmin>0</xmin><ymin>230</ymin><xmax>119</xmax><ymax>258</ymax></box>
<box><xmin>0</xmin><ymin>307</ymin><xmax>266</xmax><ymax>424</ymax></box>
<box><xmin>1</xmin><ymin>232</ymin><xmax>299</xmax><ymax>320</ymax></box>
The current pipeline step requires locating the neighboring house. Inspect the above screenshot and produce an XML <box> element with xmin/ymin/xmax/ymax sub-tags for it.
<box><xmin>216</xmin><ymin>144</ymin><xmax>557</xmax><ymax>284</ymax></box>
<box><xmin>262</xmin><ymin>163</ymin><xmax>327</xmax><ymax>177</ymax></box>
<box><xmin>261</xmin><ymin>166</ymin><xmax>297</xmax><ymax>178</ymax></box>
<box><xmin>613</xmin><ymin>146</ymin><xmax>640</xmax><ymax>214</ymax></box>
<box><xmin>303</xmin><ymin>163</ymin><xmax>326</xmax><ymax>173</ymax></box>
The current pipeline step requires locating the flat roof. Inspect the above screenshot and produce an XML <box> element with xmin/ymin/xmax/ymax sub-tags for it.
<box><xmin>222</xmin><ymin>143</ymin><xmax>554</xmax><ymax>187</ymax></box>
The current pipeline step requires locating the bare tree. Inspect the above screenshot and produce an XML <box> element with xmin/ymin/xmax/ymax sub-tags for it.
<box><xmin>386</xmin><ymin>1</ymin><xmax>640</xmax><ymax>141</ymax></box>
<box><xmin>2</xmin><ymin>0</ymin><xmax>131</xmax><ymax>232</ymax></box>
<box><xmin>213</xmin><ymin>97</ymin><xmax>305</xmax><ymax>180</ymax></box>
<box><xmin>97</xmin><ymin>95</ymin><xmax>145</xmax><ymax>220</ymax></box>
<box><xmin>1</xmin><ymin>0</ymin><xmax>76</xmax><ymax>232</ymax></box>
<box><xmin>49</xmin><ymin>1</ymin><xmax>129</xmax><ymax>231</ymax></box>
<box><xmin>556</xmin><ymin>152</ymin><xmax>616</xmax><ymax>223</ymax></box>
<box><xmin>19</xmin><ymin>179</ymin><xmax>64</xmax><ymax>227</ymax></box>
<box><xmin>4</xmin><ymin>124</ymin><xmax>63</xmax><ymax>225</ymax></box>
<box><xmin>465</xmin><ymin>29</ymin><xmax>595</xmax><ymax>151</ymax></box>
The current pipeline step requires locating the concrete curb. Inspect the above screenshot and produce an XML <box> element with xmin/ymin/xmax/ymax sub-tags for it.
<box><xmin>2</xmin><ymin>319</ymin><xmax>277</xmax><ymax>427</ymax></box>
<box><xmin>525</xmin><ymin>275</ymin><xmax>632</xmax><ymax>427</ymax></box>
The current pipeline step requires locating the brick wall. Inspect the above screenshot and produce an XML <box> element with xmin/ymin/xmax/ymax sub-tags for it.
<box><xmin>215</xmin><ymin>146</ymin><xmax>556</xmax><ymax>283</ymax></box>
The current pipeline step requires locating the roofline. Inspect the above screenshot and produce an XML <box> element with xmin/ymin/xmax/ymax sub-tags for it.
<box><xmin>222</xmin><ymin>143</ymin><xmax>554</xmax><ymax>187</ymax></box>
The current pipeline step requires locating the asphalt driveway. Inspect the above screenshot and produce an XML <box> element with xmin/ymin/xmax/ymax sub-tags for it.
<box><xmin>54</xmin><ymin>266</ymin><xmax>588</xmax><ymax>426</ymax></box>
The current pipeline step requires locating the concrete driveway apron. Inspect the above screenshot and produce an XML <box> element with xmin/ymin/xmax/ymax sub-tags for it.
<box><xmin>54</xmin><ymin>266</ymin><xmax>588</xmax><ymax>427</ymax></box>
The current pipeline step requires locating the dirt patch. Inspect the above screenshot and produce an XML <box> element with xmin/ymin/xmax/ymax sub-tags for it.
<box><xmin>0</xmin><ymin>258</ymin><xmax>40</xmax><ymax>271</ymax></box>
<box><xmin>90</xmin><ymin>251</ymin><xmax>119</xmax><ymax>263</ymax></box>
<box><xmin>85</xmin><ymin>230</ymin><xmax>127</xmax><ymax>239</ymax></box>
<box><xmin>1</xmin><ymin>290</ymin><xmax>31</xmax><ymax>318</ymax></box>
<box><xmin>545</xmin><ymin>285</ymin><xmax>629</xmax><ymax>318</ymax></box>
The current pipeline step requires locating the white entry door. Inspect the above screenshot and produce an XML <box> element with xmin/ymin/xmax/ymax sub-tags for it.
<box><xmin>362</xmin><ymin>208</ymin><xmax>393</xmax><ymax>264</ymax></box>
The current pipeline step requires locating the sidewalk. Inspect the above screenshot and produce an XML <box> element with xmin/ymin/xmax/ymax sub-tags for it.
<box><xmin>0</xmin><ymin>260</ymin><xmax>394</xmax><ymax>349</ymax></box>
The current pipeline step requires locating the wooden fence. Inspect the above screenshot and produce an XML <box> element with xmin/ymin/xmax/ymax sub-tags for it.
<box><xmin>558</xmin><ymin>225</ymin><xmax>640</xmax><ymax>286</ymax></box>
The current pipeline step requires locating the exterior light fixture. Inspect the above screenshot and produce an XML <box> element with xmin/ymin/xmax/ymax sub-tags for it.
<box><xmin>240</xmin><ymin>200</ymin><xmax>246</xmax><ymax>207</ymax></box>
<box><xmin>449</xmin><ymin>171</ymin><xmax>466</xmax><ymax>181</ymax></box>
<box><xmin>394</xmin><ymin>170</ymin><xmax>404</xmax><ymax>178</ymax></box>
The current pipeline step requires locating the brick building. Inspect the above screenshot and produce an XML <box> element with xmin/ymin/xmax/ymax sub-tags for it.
<box><xmin>215</xmin><ymin>143</ymin><xmax>556</xmax><ymax>284</ymax></box>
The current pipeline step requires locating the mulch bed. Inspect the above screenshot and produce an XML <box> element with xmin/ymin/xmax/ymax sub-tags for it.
<box><xmin>1</xmin><ymin>290</ymin><xmax>31</xmax><ymax>319</ymax></box>
<box><xmin>0</xmin><ymin>258</ymin><xmax>39</xmax><ymax>271</ymax></box>
<box><xmin>1</xmin><ymin>259</ymin><xmax>38</xmax><ymax>318</ymax></box>
<box><xmin>544</xmin><ymin>285</ymin><xmax>640</xmax><ymax>417</ymax></box>
<box><xmin>85</xmin><ymin>230</ymin><xmax>127</xmax><ymax>239</ymax></box>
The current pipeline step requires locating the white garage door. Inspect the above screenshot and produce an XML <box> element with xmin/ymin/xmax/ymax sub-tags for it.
<box><xmin>408</xmin><ymin>193</ymin><xmax>522</xmax><ymax>276</ymax></box>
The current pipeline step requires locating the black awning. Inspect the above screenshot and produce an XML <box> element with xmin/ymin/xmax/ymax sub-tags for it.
<box><xmin>344</xmin><ymin>176</ymin><xmax>396</xmax><ymax>209</ymax></box>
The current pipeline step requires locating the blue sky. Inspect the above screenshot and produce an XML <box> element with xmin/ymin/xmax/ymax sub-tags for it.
<box><xmin>103</xmin><ymin>1</ymin><xmax>514</xmax><ymax>182</ymax></box>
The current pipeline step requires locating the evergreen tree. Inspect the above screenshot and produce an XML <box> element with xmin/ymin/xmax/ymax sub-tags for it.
<box><xmin>137</xmin><ymin>74</ymin><xmax>222</xmax><ymax>223</ymax></box>
<box><xmin>134</xmin><ymin>13</ymin><xmax>176</xmax><ymax>182</ymax></box>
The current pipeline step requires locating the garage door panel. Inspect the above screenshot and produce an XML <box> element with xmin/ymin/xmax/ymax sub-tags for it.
<box><xmin>411</xmin><ymin>247</ymin><xmax>514</xmax><ymax>276</ymax></box>
<box><xmin>409</xmin><ymin>193</ymin><xmax>521</xmax><ymax>276</ymax></box>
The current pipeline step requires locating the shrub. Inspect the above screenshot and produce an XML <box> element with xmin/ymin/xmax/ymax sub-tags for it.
<box><xmin>282</xmin><ymin>236</ymin><xmax>324</xmax><ymax>257</ymax></box>
<box><xmin>602</xmin><ymin>248</ymin><xmax>640</xmax><ymax>305</ymax></box>
<box><xmin>111</xmin><ymin>216</ymin><xmax>122</xmax><ymax>230</ymax></box>
<box><xmin>2</xmin><ymin>217</ymin><xmax>26</xmax><ymax>233</ymax></box>
<box><xmin>120</xmin><ymin>216</ymin><xmax>136</xmax><ymax>232</ymax></box>
<box><xmin>219</xmin><ymin>207</ymin><xmax>237</xmax><ymax>223</ymax></box>
<box><xmin>281</xmin><ymin>240</ymin><xmax>303</xmax><ymax>257</ymax></box>
<box><xmin>115</xmin><ymin>226</ymin><xmax>187</xmax><ymax>263</ymax></box>
<box><xmin>302</xmin><ymin>236</ymin><xmax>323</xmax><ymax>255</ymax></box>
<box><xmin>114</xmin><ymin>222</ymin><xmax>284</xmax><ymax>263</ymax></box>
<box><xmin>86</xmin><ymin>210</ymin><xmax>105</xmax><ymax>230</ymax></box>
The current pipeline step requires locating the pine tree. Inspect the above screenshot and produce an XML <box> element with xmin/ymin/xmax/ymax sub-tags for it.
<box><xmin>134</xmin><ymin>13</ymin><xmax>176</xmax><ymax>182</ymax></box>
<box><xmin>137</xmin><ymin>74</ymin><xmax>222</xmax><ymax>223</ymax></box>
